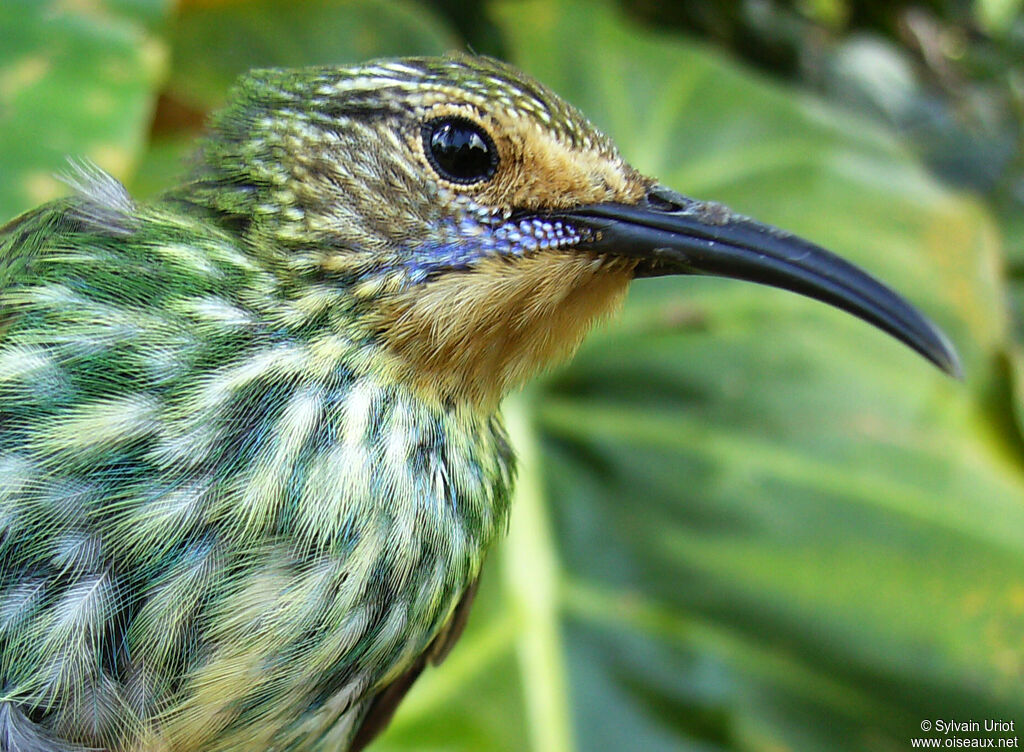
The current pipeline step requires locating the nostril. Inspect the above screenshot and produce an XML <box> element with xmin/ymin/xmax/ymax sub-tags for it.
<box><xmin>644</xmin><ymin>186</ymin><xmax>685</xmax><ymax>213</ymax></box>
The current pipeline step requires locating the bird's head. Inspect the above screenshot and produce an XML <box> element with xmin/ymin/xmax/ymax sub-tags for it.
<box><xmin>186</xmin><ymin>55</ymin><xmax>959</xmax><ymax>411</ymax></box>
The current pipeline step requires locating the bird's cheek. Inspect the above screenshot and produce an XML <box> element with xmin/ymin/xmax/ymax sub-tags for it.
<box><xmin>476</xmin><ymin>129</ymin><xmax>649</xmax><ymax>211</ymax></box>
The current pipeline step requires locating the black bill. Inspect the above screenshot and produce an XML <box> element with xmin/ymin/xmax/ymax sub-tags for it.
<box><xmin>550</xmin><ymin>185</ymin><xmax>961</xmax><ymax>377</ymax></box>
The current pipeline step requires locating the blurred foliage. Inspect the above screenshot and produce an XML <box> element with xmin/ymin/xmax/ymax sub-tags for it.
<box><xmin>1</xmin><ymin>0</ymin><xmax>1022</xmax><ymax>750</ymax></box>
<box><xmin>0</xmin><ymin>0</ymin><xmax>168</xmax><ymax>217</ymax></box>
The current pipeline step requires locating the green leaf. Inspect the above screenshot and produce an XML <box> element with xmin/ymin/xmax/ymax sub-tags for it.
<box><xmin>977</xmin><ymin>0</ymin><xmax>1024</xmax><ymax>35</ymax></box>
<box><xmin>374</xmin><ymin>2</ymin><xmax>1024</xmax><ymax>750</ymax></box>
<box><xmin>168</xmin><ymin>0</ymin><xmax>459</xmax><ymax>111</ymax></box>
<box><xmin>0</xmin><ymin>0</ymin><xmax>169</xmax><ymax>220</ymax></box>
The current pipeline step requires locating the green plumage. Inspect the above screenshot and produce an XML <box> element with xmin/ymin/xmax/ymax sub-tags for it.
<box><xmin>0</xmin><ymin>166</ymin><xmax>515</xmax><ymax>750</ymax></box>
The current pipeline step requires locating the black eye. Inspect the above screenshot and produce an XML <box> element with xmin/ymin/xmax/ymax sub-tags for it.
<box><xmin>423</xmin><ymin>117</ymin><xmax>497</xmax><ymax>184</ymax></box>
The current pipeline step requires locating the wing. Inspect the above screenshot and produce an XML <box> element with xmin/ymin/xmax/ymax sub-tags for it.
<box><xmin>0</xmin><ymin>202</ymin><xmax>126</xmax><ymax>750</ymax></box>
<box><xmin>0</xmin><ymin>165</ymin><xmax>139</xmax><ymax>331</ymax></box>
<box><xmin>349</xmin><ymin>576</ymin><xmax>481</xmax><ymax>752</ymax></box>
<box><xmin>0</xmin><ymin>173</ymin><xmax>266</xmax><ymax>750</ymax></box>
<box><xmin>0</xmin><ymin>205</ymin><xmax>68</xmax><ymax>293</ymax></box>
<box><xmin>0</xmin><ymin>702</ymin><xmax>93</xmax><ymax>752</ymax></box>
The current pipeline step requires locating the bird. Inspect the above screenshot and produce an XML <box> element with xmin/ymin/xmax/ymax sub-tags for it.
<box><xmin>0</xmin><ymin>54</ymin><xmax>959</xmax><ymax>752</ymax></box>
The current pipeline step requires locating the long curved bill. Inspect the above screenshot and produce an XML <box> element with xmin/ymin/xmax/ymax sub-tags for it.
<box><xmin>552</xmin><ymin>186</ymin><xmax>961</xmax><ymax>377</ymax></box>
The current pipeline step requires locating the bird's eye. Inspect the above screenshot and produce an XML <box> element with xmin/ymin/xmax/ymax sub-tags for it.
<box><xmin>423</xmin><ymin>117</ymin><xmax>497</xmax><ymax>184</ymax></box>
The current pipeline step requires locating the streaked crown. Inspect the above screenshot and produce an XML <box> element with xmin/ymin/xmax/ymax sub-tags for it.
<box><xmin>185</xmin><ymin>55</ymin><xmax>649</xmax><ymax>286</ymax></box>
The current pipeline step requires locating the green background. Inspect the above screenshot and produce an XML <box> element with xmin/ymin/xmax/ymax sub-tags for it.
<box><xmin>1</xmin><ymin>0</ymin><xmax>1021</xmax><ymax>750</ymax></box>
